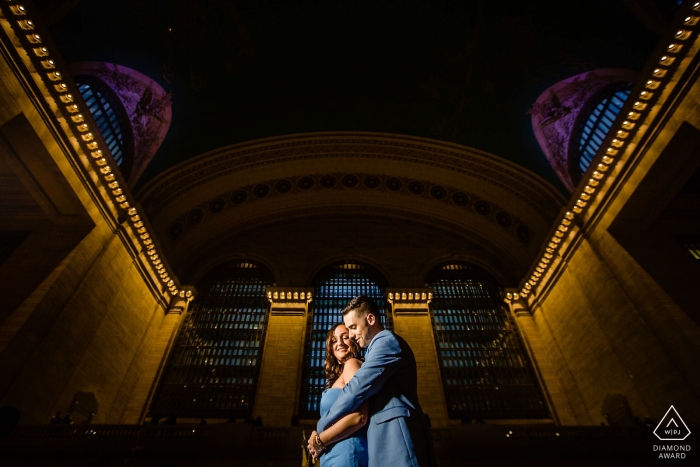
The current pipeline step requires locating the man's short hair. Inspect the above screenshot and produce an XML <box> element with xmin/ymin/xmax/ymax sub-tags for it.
<box><xmin>341</xmin><ymin>295</ymin><xmax>379</xmax><ymax>319</ymax></box>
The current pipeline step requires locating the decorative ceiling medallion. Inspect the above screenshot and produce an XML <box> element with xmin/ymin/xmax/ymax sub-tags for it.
<box><xmin>320</xmin><ymin>175</ymin><xmax>336</xmax><ymax>188</ymax></box>
<box><xmin>342</xmin><ymin>174</ymin><xmax>359</xmax><ymax>188</ymax></box>
<box><xmin>187</xmin><ymin>208</ymin><xmax>204</xmax><ymax>225</ymax></box>
<box><xmin>231</xmin><ymin>190</ymin><xmax>248</xmax><ymax>204</ymax></box>
<box><xmin>474</xmin><ymin>200</ymin><xmax>492</xmax><ymax>216</ymax></box>
<box><xmin>209</xmin><ymin>197</ymin><xmax>226</xmax><ymax>213</ymax></box>
<box><xmin>408</xmin><ymin>181</ymin><xmax>425</xmax><ymax>195</ymax></box>
<box><xmin>298</xmin><ymin>176</ymin><xmax>314</xmax><ymax>190</ymax></box>
<box><xmin>386</xmin><ymin>178</ymin><xmax>402</xmax><ymax>191</ymax></box>
<box><xmin>430</xmin><ymin>186</ymin><xmax>447</xmax><ymax>200</ymax></box>
<box><xmin>496</xmin><ymin>211</ymin><xmax>512</xmax><ymax>227</ymax></box>
<box><xmin>516</xmin><ymin>225</ymin><xmax>532</xmax><ymax>243</ymax></box>
<box><xmin>276</xmin><ymin>179</ymin><xmax>292</xmax><ymax>193</ymax></box>
<box><xmin>452</xmin><ymin>192</ymin><xmax>469</xmax><ymax>206</ymax></box>
<box><xmin>364</xmin><ymin>175</ymin><xmax>380</xmax><ymax>188</ymax></box>
<box><xmin>253</xmin><ymin>184</ymin><xmax>270</xmax><ymax>198</ymax></box>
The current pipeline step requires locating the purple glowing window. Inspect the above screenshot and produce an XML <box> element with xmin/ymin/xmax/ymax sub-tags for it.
<box><xmin>76</xmin><ymin>79</ymin><xmax>126</xmax><ymax>167</ymax></box>
<box><xmin>577</xmin><ymin>84</ymin><xmax>632</xmax><ymax>174</ymax></box>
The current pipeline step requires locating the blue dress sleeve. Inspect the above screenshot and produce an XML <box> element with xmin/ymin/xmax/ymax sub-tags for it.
<box><xmin>317</xmin><ymin>332</ymin><xmax>402</xmax><ymax>432</ymax></box>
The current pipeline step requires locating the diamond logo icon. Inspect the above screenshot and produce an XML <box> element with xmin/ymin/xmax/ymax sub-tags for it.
<box><xmin>654</xmin><ymin>405</ymin><xmax>691</xmax><ymax>441</ymax></box>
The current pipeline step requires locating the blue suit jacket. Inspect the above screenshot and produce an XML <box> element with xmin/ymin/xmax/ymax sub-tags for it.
<box><xmin>317</xmin><ymin>330</ymin><xmax>435</xmax><ymax>467</ymax></box>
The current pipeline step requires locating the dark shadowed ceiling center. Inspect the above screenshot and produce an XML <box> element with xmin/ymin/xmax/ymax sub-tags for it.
<box><xmin>42</xmin><ymin>0</ymin><xmax>658</xmax><ymax>190</ymax></box>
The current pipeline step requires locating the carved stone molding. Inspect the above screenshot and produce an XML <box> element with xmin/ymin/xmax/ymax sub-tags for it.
<box><xmin>167</xmin><ymin>286</ymin><xmax>196</xmax><ymax>314</ymax></box>
<box><xmin>504</xmin><ymin>290</ymin><xmax>532</xmax><ymax>317</ymax></box>
<box><xmin>266</xmin><ymin>287</ymin><xmax>313</xmax><ymax>316</ymax></box>
<box><xmin>387</xmin><ymin>288</ymin><xmax>433</xmax><ymax>315</ymax></box>
<box><xmin>137</xmin><ymin>133</ymin><xmax>565</xmax><ymax>221</ymax></box>
<box><xmin>166</xmin><ymin>172</ymin><xmax>534</xmax><ymax>246</ymax></box>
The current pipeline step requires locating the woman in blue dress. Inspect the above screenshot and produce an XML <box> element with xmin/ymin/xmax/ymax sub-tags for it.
<box><xmin>308</xmin><ymin>323</ymin><xmax>369</xmax><ymax>467</ymax></box>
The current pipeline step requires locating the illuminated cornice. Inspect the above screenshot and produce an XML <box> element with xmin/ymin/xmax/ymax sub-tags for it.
<box><xmin>266</xmin><ymin>287</ymin><xmax>313</xmax><ymax>316</ymax></box>
<box><xmin>0</xmin><ymin>0</ymin><xmax>183</xmax><ymax>298</ymax></box>
<box><xmin>506</xmin><ymin>2</ymin><xmax>700</xmax><ymax>305</ymax></box>
<box><xmin>387</xmin><ymin>288</ymin><xmax>434</xmax><ymax>315</ymax></box>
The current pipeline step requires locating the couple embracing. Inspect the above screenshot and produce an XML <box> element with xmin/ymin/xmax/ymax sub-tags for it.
<box><xmin>307</xmin><ymin>296</ymin><xmax>436</xmax><ymax>467</ymax></box>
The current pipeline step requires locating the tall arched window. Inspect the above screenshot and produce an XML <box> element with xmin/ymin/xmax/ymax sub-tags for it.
<box><xmin>426</xmin><ymin>263</ymin><xmax>548</xmax><ymax>420</ymax></box>
<box><xmin>150</xmin><ymin>261</ymin><xmax>274</xmax><ymax>419</ymax></box>
<box><xmin>576</xmin><ymin>82</ymin><xmax>632</xmax><ymax>176</ymax></box>
<box><xmin>74</xmin><ymin>75</ymin><xmax>134</xmax><ymax>177</ymax></box>
<box><xmin>531</xmin><ymin>69</ymin><xmax>637</xmax><ymax>191</ymax></box>
<box><xmin>298</xmin><ymin>261</ymin><xmax>389</xmax><ymax>419</ymax></box>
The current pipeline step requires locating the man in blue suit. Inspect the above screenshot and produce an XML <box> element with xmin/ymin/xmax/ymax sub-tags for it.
<box><xmin>314</xmin><ymin>296</ymin><xmax>436</xmax><ymax>466</ymax></box>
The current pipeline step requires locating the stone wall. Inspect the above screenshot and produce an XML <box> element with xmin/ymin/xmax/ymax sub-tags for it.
<box><xmin>530</xmin><ymin>231</ymin><xmax>700</xmax><ymax>426</ymax></box>
<box><xmin>254</xmin><ymin>314</ymin><xmax>307</xmax><ymax>426</ymax></box>
<box><xmin>0</xmin><ymin>36</ymin><xmax>172</xmax><ymax>425</ymax></box>
<box><xmin>392</xmin><ymin>309</ymin><xmax>450</xmax><ymax>428</ymax></box>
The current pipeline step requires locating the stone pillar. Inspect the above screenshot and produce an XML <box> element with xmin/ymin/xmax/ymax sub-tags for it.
<box><xmin>120</xmin><ymin>287</ymin><xmax>195</xmax><ymax>424</ymax></box>
<box><xmin>505</xmin><ymin>292</ymin><xmax>577</xmax><ymax>425</ymax></box>
<box><xmin>253</xmin><ymin>287</ymin><xmax>313</xmax><ymax>427</ymax></box>
<box><xmin>387</xmin><ymin>288</ymin><xmax>449</xmax><ymax>428</ymax></box>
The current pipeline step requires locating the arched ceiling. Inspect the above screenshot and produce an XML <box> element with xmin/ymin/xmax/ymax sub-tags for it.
<box><xmin>138</xmin><ymin>133</ymin><xmax>566</xmax><ymax>286</ymax></box>
<box><xmin>42</xmin><ymin>0</ymin><xmax>659</xmax><ymax>191</ymax></box>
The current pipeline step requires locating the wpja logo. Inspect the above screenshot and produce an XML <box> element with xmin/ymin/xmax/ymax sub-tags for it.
<box><xmin>653</xmin><ymin>405</ymin><xmax>691</xmax><ymax>459</ymax></box>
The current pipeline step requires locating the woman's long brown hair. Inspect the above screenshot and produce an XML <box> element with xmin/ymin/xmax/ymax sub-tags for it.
<box><xmin>324</xmin><ymin>323</ymin><xmax>361</xmax><ymax>389</ymax></box>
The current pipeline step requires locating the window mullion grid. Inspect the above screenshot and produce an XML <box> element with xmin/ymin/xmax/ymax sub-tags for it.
<box><xmin>429</xmin><ymin>265</ymin><xmax>548</xmax><ymax>420</ymax></box>
<box><xmin>151</xmin><ymin>263</ymin><xmax>272</xmax><ymax>419</ymax></box>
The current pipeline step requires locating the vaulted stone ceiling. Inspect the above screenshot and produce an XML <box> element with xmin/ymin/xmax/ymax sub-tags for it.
<box><xmin>41</xmin><ymin>0</ymin><xmax>659</xmax><ymax>191</ymax></box>
<box><xmin>137</xmin><ymin>133</ymin><xmax>566</xmax><ymax>285</ymax></box>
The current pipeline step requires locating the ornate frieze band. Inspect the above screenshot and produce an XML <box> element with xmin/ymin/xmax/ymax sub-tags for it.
<box><xmin>138</xmin><ymin>134</ymin><xmax>566</xmax><ymax>222</ymax></box>
<box><xmin>167</xmin><ymin>172</ymin><xmax>533</xmax><ymax>246</ymax></box>
<box><xmin>387</xmin><ymin>288</ymin><xmax>433</xmax><ymax>315</ymax></box>
<box><xmin>266</xmin><ymin>287</ymin><xmax>313</xmax><ymax>316</ymax></box>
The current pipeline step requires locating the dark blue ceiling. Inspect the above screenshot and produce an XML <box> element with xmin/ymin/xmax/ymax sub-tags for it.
<box><xmin>42</xmin><ymin>0</ymin><xmax>661</xmax><ymax>192</ymax></box>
